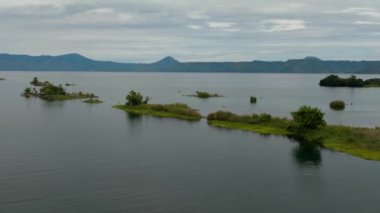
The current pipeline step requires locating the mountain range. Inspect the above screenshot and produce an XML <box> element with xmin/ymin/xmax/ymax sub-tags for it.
<box><xmin>1</xmin><ymin>53</ymin><xmax>380</xmax><ymax>73</ymax></box>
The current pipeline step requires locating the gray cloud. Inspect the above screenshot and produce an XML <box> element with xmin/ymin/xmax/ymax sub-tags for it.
<box><xmin>1</xmin><ymin>0</ymin><xmax>380</xmax><ymax>62</ymax></box>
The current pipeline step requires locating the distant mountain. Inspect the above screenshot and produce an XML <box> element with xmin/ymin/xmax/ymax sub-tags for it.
<box><xmin>1</xmin><ymin>53</ymin><xmax>380</xmax><ymax>73</ymax></box>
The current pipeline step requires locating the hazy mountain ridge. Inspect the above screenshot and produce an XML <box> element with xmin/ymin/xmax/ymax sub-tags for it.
<box><xmin>1</xmin><ymin>53</ymin><xmax>380</xmax><ymax>73</ymax></box>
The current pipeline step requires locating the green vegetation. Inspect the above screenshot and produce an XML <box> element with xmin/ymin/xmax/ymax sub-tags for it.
<box><xmin>126</xmin><ymin>90</ymin><xmax>149</xmax><ymax>106</ymax></box>
<box><xmin>330</xmin><ymin>100</ymin><xmax>345</xmax><ymax>110</ymax></box>
<box><xmin>114</xmin><ymin>103</ymin><xmax>202</xmax><ymax>121</ymax></box>
<box><xmin>319</xmin><ymin>75</ymin><xmax>380</xmax><ymax>87</ymax></box>
<box><xmin>114</xmin><ymin>90</ymin><xmax>201</xmax><ymax>121</ymax></box>
<box><xmin>207</xmin><ymin>111</ymin><xmax>293</xmax><ymax>135</ymax></box>
<box><xmin>30</xmin><ymin>77</ymin><xmax>45</xmax><ymax>86</ymax></box>
<box><xmin>207</xmin><ymin>106</ymin><xmax>380</xmax><ymax>161</ymax></box>
<box><xmin>187</xmin><ymin>91</ymin><xmax>223</xmax><ymax>98</ymax></box>
<box><xmin>0</xmin><ymin>77</ymin><xmax>5</xmax><ymax>80</ymax></box>
<box><xmin>298</xmin><ymin>125</ymin><xmax>380</xmax><ymax>161</ymax></box>
<box><xmin>363</xmin><ymin>78</ymin><xmax>380</xmax><ymax>87</ymax></box>
<box><xmin>291</xmin><ymin>106</ymin><xmax>326</xmax><ymax>129</ymax></box>
<box><xmin>83</xmin><ymin>98</ymin><xmax>103</xmax><ymax>104</ymax></box>
<box><xmin>22</xmin><ymin>78</ymin><xmax>98</xmax><ymax>101</ymax></box>
<box><xmin>250</xmin><ymin>96</ymin><xmax>257</xmax><ymax>103</ymax></box>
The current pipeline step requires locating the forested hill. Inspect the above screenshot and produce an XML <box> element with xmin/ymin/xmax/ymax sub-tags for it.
<box><xmin>1</xmin><ymin>53</ymin><xmax>380</xmax><ymax>73</ymax></box>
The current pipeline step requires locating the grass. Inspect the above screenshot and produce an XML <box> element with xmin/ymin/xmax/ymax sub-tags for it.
<box><xmin>187</xmin><ymin>91</ymin><xmax>223</xmax><ymax>99</ymax></box>
<box><xmin>299</xmin><ymin>125</ymin><xmax>380</xmax><ymax>161</ymax></box>
<box><xmin>207</xmin><ymin>110</ymin><xmax>380</xmax><ymax>161</ymax></box>
<box><xmin>113</xmin><ymin>103</ymin><xmax>202</xmax><ymax>121</ymax></box>
<box><xmin>208</xmin><ymin>120</ymin><xmax>290</xmax><ymax>135</ymax></box>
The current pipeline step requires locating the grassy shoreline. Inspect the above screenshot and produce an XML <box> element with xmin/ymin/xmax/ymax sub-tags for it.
<box><xmin>113</xmin><ymin>104</ymin><xmax>202</xmax><ymax>121</ymax></box>
<box><xmin>207</xmin><ymin>112</ymin><xmax>380</xmax><ymax>161</ymax></box>
<box><xmin>208</xmin><ymin>120</ymin><xmax>290</xmax><ymax>135</ymax></box>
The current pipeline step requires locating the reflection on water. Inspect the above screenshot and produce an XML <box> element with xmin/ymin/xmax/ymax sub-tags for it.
<box><xmin>126</xmin><ymin>112</ymin><xmax>143</xmax><ymax>121</ymax></box>
<box><xmin>125</xmin><ymin>112</ymin><xmax>143</xmax><ymax>134</ymax></box>
<box><xmin>293</xmin><ymin>143</ymin><xmax>322</xmax><ymax>167</ymax></box>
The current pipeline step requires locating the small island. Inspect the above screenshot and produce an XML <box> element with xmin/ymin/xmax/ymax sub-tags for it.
<box><xmin>83</xmin><ymin>98</ymin><xmax>103</xmax><ymax>104</ymax></box>
<box><xmin>330</xmin><ymin>100</ymin><xmax>345</xmax><ymax>110</ymax></box>
<box><xmin>319</xmin><ymin>75</ymin><xmax>380</xmax><ymax>87</ymax></box>
<box><xmin>187</xmin><ymin>91</ymin><xmax>223</xmax><ymax>98</ymax></box>
<box><xmin>207</xmin><ymin>106</ymin><xmax>380</xmax><ymax>161</ymax></box>
<box><xmin>114</xmin><ymin>90</ymin><xmax>202</xmax><ymax>121</ymax></box>
<box><xmin>0</xmin><ymin>77</ymin><xmax>5</xmax><ymax>80</ymax></box>
<box><xmin>22</xmin><ymin>77</ymin><xmax>99</xmax><ymax>101</ymax></box>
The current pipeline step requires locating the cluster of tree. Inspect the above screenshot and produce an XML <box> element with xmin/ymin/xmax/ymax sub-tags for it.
<box><xmin>250</xmin><ymin>96</ymin><xmax>257</xmax><ymax>103</ymax></box>
<box><xmin>319</xmin><ymin>75</ymin><xmax>380</xmax><ymax>87</ymax></box>
<box><xmin>319</xmin><ymin>75</ymin><xmax>365</xmax><ymax>87</ymax></box>
<box><xmin>30</xmin><ymin>77</ymin><xmax>46</xmax><ymax>86</ymax></box>
<box><xmin>23</xmin><ymin>77</ymin><xmax>97</xmax><ymax>101</ymax></box>
<box><xmin>125</xmin><ymin>90</ymin><xmax>149</xmax><ymax>106</ymax></box>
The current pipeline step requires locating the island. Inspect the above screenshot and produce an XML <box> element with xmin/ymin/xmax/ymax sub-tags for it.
<box><xmin>187</xmin><ymin>91</ymin><xmax>223</xmax><ymax>98</ymax></box>
<box><xmin>0</xmin><ymin>78</ymin><xmax>5</xmax><ymax>80</ymax></box>
<box><xmin>22</xmin><ymin>77</ymin><xmax>99</xmax><ymax>102</ymax></box>
<box><xmin>114</xmin><ymin>90</ymin><xmax>202</xmax><ymax>121</ymax></box>
<box><xmin>207</xmin><ymin>106</ymin><xmax>380</xmax><ymax>161</ymax></box>
<box><xmin>319</xmin><ymin>75</ymin><xmax>380</xmax><ymax>87</ymax></box>
<box><xmin>83</xmin><ymin>98</ymin><xmax>103</xmax><ymax>104</ymax></box>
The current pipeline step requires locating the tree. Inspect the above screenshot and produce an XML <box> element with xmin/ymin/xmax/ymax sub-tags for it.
<box><xmin>291</xmin><ymin>106</ymin><xmax>326</xmax><ymax>129</ymax></box>
<box><xmin>126</xmin><ymin>90</ymin><xmax>144</xmax><ymax>106</ymax></box>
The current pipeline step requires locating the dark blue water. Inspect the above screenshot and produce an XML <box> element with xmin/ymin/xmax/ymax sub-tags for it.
<box><xmin>0</xmin><ymin>72</ymin><xmax>379</xmax><ymax>212</ymax></box>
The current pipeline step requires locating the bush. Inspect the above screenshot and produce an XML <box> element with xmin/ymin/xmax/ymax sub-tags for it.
<box><xmin>330</xmin><ymin>100</ymin><xmax>345</xmax><ymax>110</ymax></box>
<box><xmin>126</xmin><ymin>90</ymin><xmax>144</xmax><ymax>106</ymax></box>
<box><xmin>207</xmin><ymin>111</ymin><xmax>239</xmax><ymax>121</ymax></box>
<box><xmin>291</xmin><ymin>106</ymin><xmax>326</xmax><ymax>129</ymax></box>
<box><xmin>250</xmin><ymin>96</ymin><xmax>257</xmax><ymax>103</ymax></box>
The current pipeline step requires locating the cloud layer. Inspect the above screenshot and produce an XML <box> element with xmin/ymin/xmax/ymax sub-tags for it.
<box><xmin>1</xmin><ymin>0</ymin><xmax>380</xmax><ymax>62</ymax></box>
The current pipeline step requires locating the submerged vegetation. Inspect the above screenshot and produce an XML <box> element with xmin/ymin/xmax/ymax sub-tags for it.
<box><xmin>114</xmin><ymin>90</ymin><xmax>201</xmax><ymax>121</ymax></box>
<box><xmin>319</xmin><ymin>75</ymin><xmax>380</xmax><ymax>87</ymax></box>
<box><xmin>207</xmin><ymin>106</ymin><xmax>380</xmax><ymax>161</ymax></box>
<box><xmin>187</xmin><ymin>91</ymin><xmax>223</xmax><ymax>98</ymax></box>
<box><xmin>83</xmin><ymin>98</ymin><xmax>103</xmax><ymax>104</ymax></box>
<box><xmin>330</xmin><ymin>100</ymin><xmax>345</xmax><ymax>110</ymax></box>
<box><xmin>23</xmin><ymin>77</ymin><xmax>98</xmax><ymax>101</ymax></box>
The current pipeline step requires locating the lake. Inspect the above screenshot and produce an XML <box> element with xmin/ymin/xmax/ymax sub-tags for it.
<box><xmin>0</xmin><ymin>71</ymin><xmax>379</xmax><ymax>213</ymax></box>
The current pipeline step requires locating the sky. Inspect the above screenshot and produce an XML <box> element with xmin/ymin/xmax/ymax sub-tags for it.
<box><xmin>1</xmin><ymin>0</ymin><xmax>380</xmax><ymax>62</ymax></box>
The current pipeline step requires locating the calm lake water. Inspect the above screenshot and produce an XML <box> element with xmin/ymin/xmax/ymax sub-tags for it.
<box><xmin>0</xmin><ymin>71</ymin><xmax>379</xmax><ymax>213</ymax></box>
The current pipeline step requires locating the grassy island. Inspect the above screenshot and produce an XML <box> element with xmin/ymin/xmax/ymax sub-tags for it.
<box><xmin>320</xmin><ymin>75</ymin><xmax>380</xmax><ymax>87</ymax></box>
<box><xmin>207</xmin><ymin>107</ymin><xmax>380</xmax><ymax>161</ymax></box>
<box><xmin>22</xmin><ymin>77</ymin><xmax>98</xmax><ymax>101</ymax></box>
<box><xmin>114</xmin><ymin>90</ymin><xmax>202</xmax><ymax>121</ymax></box>
<box><xmin>114</xmin><ymin>103</ymin><xmax>202</xmax><ymax>121</ymax></box>
<box><xmin>187</xmin><ymin>91</ymin><xmax>223</xmax><ymax>98</ymax></box>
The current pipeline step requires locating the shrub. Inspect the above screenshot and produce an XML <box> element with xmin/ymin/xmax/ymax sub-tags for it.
<box><xmin>291</xmin><ymin>106</ymin><xmax>326</xmax><ymax>129</ymax></box>
<box><xmin>330</xmin><ymin>100</ymin><xmax>345</xmax><ymax>110</ymax></box>
<box><xmin>207</xmin><ymin>111</ymin><xmax>239</xmax><ymax>121</ymax></box>
<box><xmin>250</xmin><ymin>96</ymin><xmax>257</xmax><ymax>103</ymax></box>
<box><xmin>126</xmin><ymin>90</ymin><xmax>144</xmax><ymax>106</ymax></box>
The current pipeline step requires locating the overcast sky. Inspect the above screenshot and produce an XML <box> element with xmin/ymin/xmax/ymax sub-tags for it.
<box><xmin>1</xmin><ymin>0</ymin><xmax>380</xmax><ymax>62</ymax></box>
